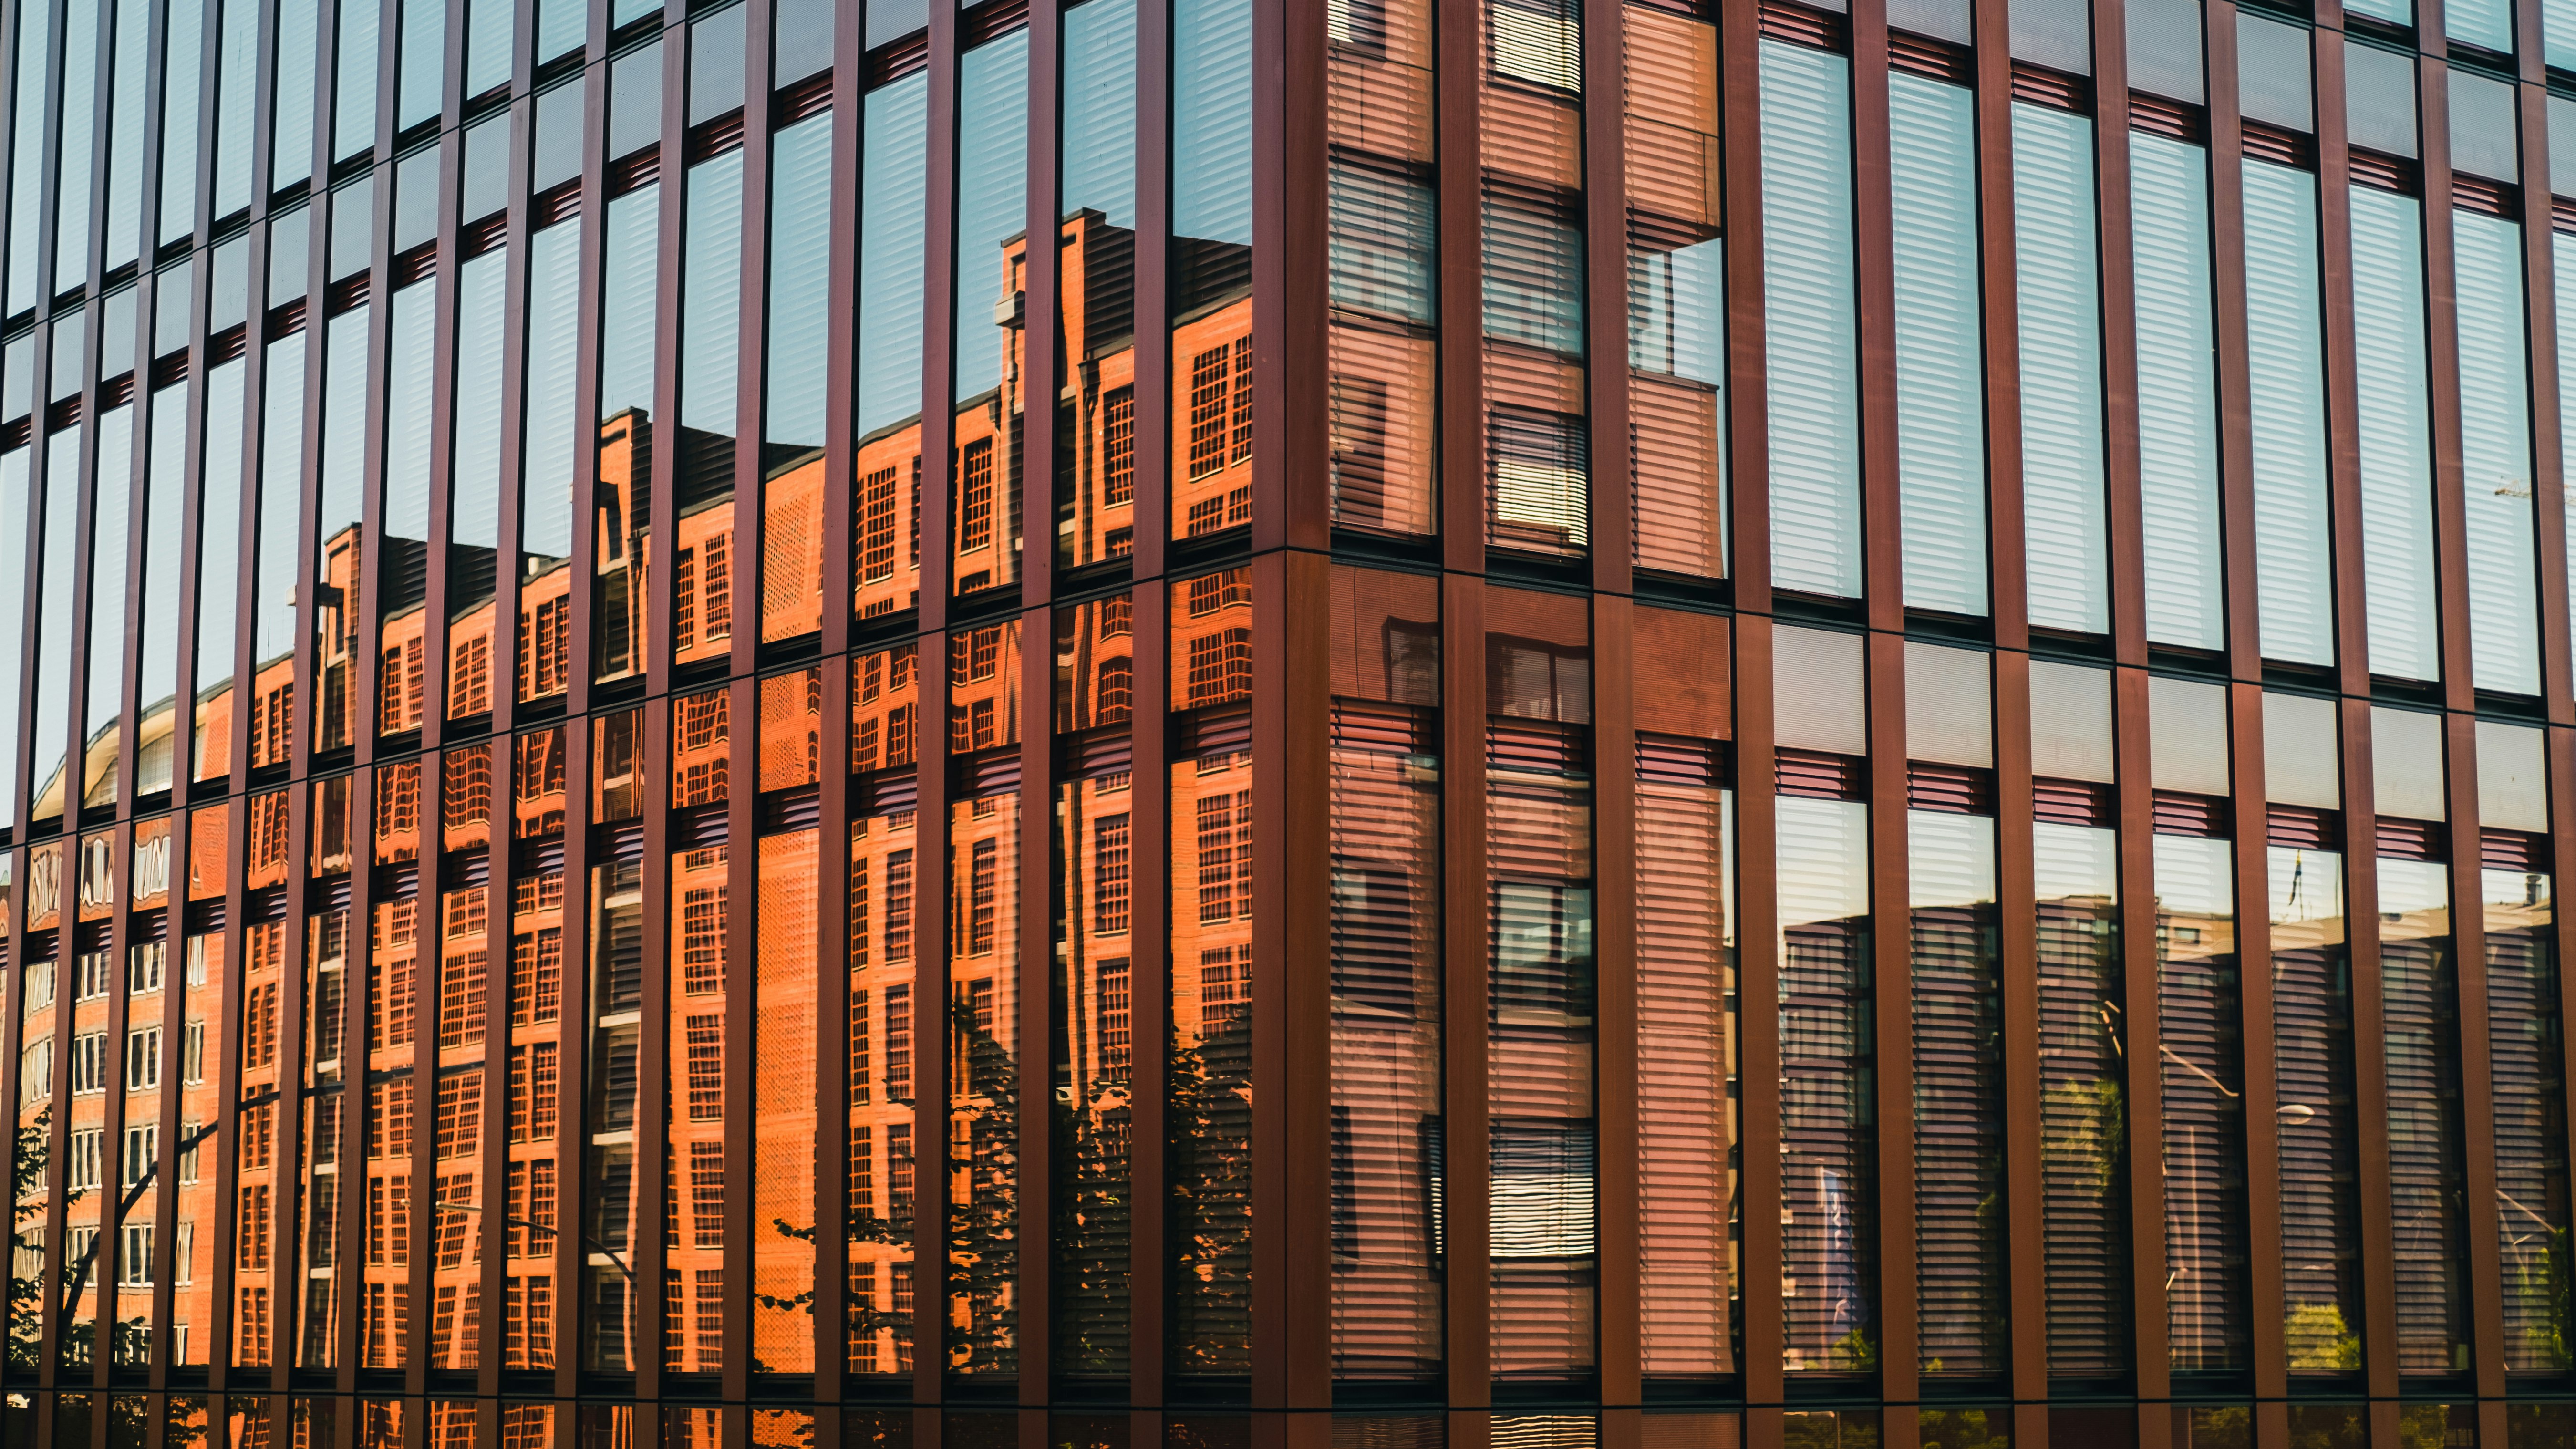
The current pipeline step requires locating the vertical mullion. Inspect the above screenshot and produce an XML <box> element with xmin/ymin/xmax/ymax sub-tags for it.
<box><xmin>2516</xmin><ymin>8</ymin><xmax>2574</xmax><ymax>719</ymax></box>
<box><xmin>1581</xmin><ymin>0</ymin><xmax>1629</xmax><ymax>595</ymax></box>
<box><xmin>1014</xmin><ymin>603</ymin><xmax>1048</xmax><ymax>1398</ymax></box>
<box><xmin>2111</xmin><ymin>664</ymin><xmax>2169</xmax><ymax>1394</ymax></box>
<box><xmin>1850</xmin><ymin>1</ymin><xmax>1918</xmax><ymax>1414</ymax></box>
<box><xmin>910</xmin><ymin>0</ymin><xmax>961</xmax><ymax>1405</ymax></box>
<box><xmin>1130</xmin><ymin>0</ymin><xmax>1170</xmax><ymax>582</ymax></box>
<box><xmin>820</xmin><ymin>0</ymin><xmax>859</xmax><ymax>667</ymax></box>
<box><xmin>2310</xmin><ymin>19</ymin><xmax>2404</xmax><ymax>1402</ymax></box>
<box><xmin>489</xmin><ymin>91</ymin><xmax>537</xmax><ymax>753</ymax></box>
<box><xmin>559</xmin><ymin>0</ymin><xmax>609</xmax><ymax>726</ymax></box>
<box><xmin>1252</xmin><ymin>0</ymin><xmax>1326</xmax><ymax>552</ymax></box>
<box><xmin>2203</xmin><ymin>1</ymin><xmax>2265</xmax><ymax>686</ymax></box>
<box><xmin>1127</xmin><ymin>582</ymin><xmax>1168</xmax><ymax>1406</ymax></box>
<box><xmin>641</xmin><ymin>20</ymin><xmax>684</xmax><ymax>703</ymax></box>
<box><xmin>418</xmin><ymin>128</ymin><xmax>465</xmax><ymax>761</ymax></box>
<box><xmin>1718</xmin><ymin>0</ymin><xmax>1769</xmax><ymax>612</ymax></box>
<box><xmin>2418</xmin><ymin>36</ymin><xmax>2476</xmax><ymax>717</ymax></box>
<box><xmin>1439</xmin><ymin>572</ymin><xmax>1489</xmax><ymax>1405</ymax></box>
<box><xmin>728</xmin><ymin>0</ymin><xmax>770</xmax><ymax>685</ymax></box>
<box><xmin>1017</xmin><ymin>0</ymin><xmax>1057</xmax><ymax>614</ymax></box>
<box><xmin>1731</xmin><ymin>612</ymin><xmax>1783</xmax><ymax>1405</ymax></box>
<box><xmin>1434</xmin><ymin>0</ymin><xmax>1478</xmax><ymax>569</ymax></box>
<box><xmin>2087</xmin><ymin>0</ymin><xmax>2140</xmax><ymax>670</ymax></box>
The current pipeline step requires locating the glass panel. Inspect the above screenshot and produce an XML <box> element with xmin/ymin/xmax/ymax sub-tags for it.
<box><xmin>399</xmin><ymin>0</ymin><xmax>445</xmax><ymax>131</ymax></box>
<box><xmin>5</xmin><ymin>0</ymin><xmax>50</xmax><ymax>310</ymax></box>
<box><xmin>2354</xmin><ymin>186</ymin><xmax>2440</xmax><ymax>684</ymax></box>
<box><xmin>1759</xmin><ymin>42</ymin><xmax>1858</xmax><ymax>598</ymax></box>
<box><xmin>171</xmin><ymin>917</ymin><xmax>223</xmax><ymax>1367</ymax></box>
<box><xmin>137</xmin><ymin>384</ymin><xmax>185</xmax><ymax>796</ymax></box>
<box><xmin>673</xmin><ymin>154</ymin><xmax>743</xmax><ymax>670</ymax></box>
<box><xmin>336</xmin><ymin>0</ymin><xmax>380</xmax><ymax>161</ymax></box>
<box><xmin>379</xmin><ymin>279</ymin><xmax>435</xmax><ymax>736</ymax></box>
<box><xmin>251</xmin><ymin>335</ymin><xmax>306</xmax><ymax>773</ymax></box>
<box><xmin>1624</xmin><ymin>4</ymin><xmax>1723</xmax><ymax>580</ymax></box>
<box><xmin>848</xmin><ymin>640</ymin><xmax>920</xmax><ymax>1380</ymax></box>
<box><xmin>2015</xmin><ymin>102</ymin><xmax>2107</xmax><ymax>635</ymax></box>
<box><xmin>762</xmin><ymin>115</ymin><xmax>831</xmax><ymax>644</ymax></box>
<box><xmin>1058</xmin><ymin>0</ymin><xmax>1146</xmax><ymax>568</ymax></box>
<box><xmin>664</xmin><ymin>838</ymin><xmax>727</xmax><ymax>1374</ymax></box>
<box><xmin>753</xmin><ymin>829</ymin><xmax>817</xmax><ymax>1373</ymax></box>
<box><xmin>2271</xmin><ymin>846</ymin><xmax>2359</xmax><ymax>1373</ymax></box>
<box><xmin>231</xmin><ymin>911</ymin><xmax>286</xmax><ymax>1366</ymax></box>
<box><xmin>193</xmin><ymin>359</ymin><xmax>246</xmax><ymax>784</ymax></box>
<box><xmin>2455</xmin><ymin>210</ymin><xmax>2539</xmax><ymax>696</ymax></box>
<box><xmin>1327</xmin><ymin>0</ymin><xmax>1438</xmax><ymax>543</ymax></box>
<box><xmin>160</xmin><ymin>0</ymin><xmax>204</xmax><ymax>246</ymax></box>
<box><xmin>518</xmin><ymin>218</ymin><xmax>582</xmax><ymax>704</ymax></box>
<box><xmin>1638</xmin><ymin>744</ymin><xmax>1734</xmax><ymax>1376</ymax></box>
<box><xmin>82</xmin><ymin>408</ymin><xmax>134</xmax><ymax>811</ymax></box>
<box><xmin>856</xmin><ymin>73</ymin><xmax>929</xmax><ymax>623</ymax></box>
<box><xmin>467</xmin><ymin>0</ymin><xmax>513</xmax><ymax>96</ymax></box>
<box><xmin>447</xmin><ymin>251</ymin><xmax>507</xmax><ymax>721</ymax></box>
<box><xmin>1488</xmin><ymin>701</ymin><xmax>1596</xmax><ymax>1378</ymax></box>
<box><xmin>1890</xmin><ymin>73</ymin><xmax>1985</xmax><ymax>617</ymax></box>
<box><xmin>2487</xmin><ymin>867</ymin><xmax>2567</xmax><ymax>1372</ymax></box>
<box><xmin>946</xmin><ymin>627</ymin><xmax>1020</xmax><ymax>1376</ymax></box>
<box><xmin>1054</xmin><ymin>598</ymin><xmax>1136</xmax><ymax>1381</ymax></box>
<box><xmin>2036</xmin><ymin>821</ymin><xmax>2126</xmax><ymax>1373</ymax></box>
<box><xmin>1169</xmin><ymin>569</ymin><xmax>1252</xmax><ymax>1374</ymax></box>
<box><xmin>1777</xmin><ymin>793</ymin><xmax>1873</xmax><ymax>1372</ymax></box>
<box><xmin>594</xmin><ymin>186</ymin><xmax>659</xmax><ymax>685</ymax></box>
<box><xmin>952</xmin><ymin>31</ymin><xmax>1031</xmax><ymax>599</ymax></box>
<box><xmin>2157</xmin><ymin>832</ymin><xmax>2245</xmax><ymax>1371</ymax></box>
<box><xmin>31</xmin><ymin>427</ymin><xmax>83</xmax><ymax>825</ymax></box>
<box><xmin>1913</xmin><ymin>810</ymin><xmax>2000</xmax><ymax>1377</ymax></box>
<box><xmin>1173</xmin><ymin>0</ymin><xmax>1256</xmax><ymax>547</ymax></box>
<box><xmin>213</xmin><ymin>0</ymin><xmax>259</xmax><ymax>218</ymax></box>
<box><xmin>580</xmin><ymin>835</ymin><xmax>644</xmax><ymax>1364</ymax></box>
<box><xmin>294</xmin><ymin>900</ymin><xmax>350</xmax><ymax>1369</ymax></box>
<box><xmin>2381</xmin><ymin>856</ymin><xmax>2468</xmax><ymax>1373</ymax></box>
<box><xmin>2451</xmin><ymin>0</ymin><xmax>2514</xmax><ymax>50</ymax></box>
<box><xmin>314</xmin><ymin>308</ymin><xmax>368</xmax><ymax>752</ymax></box>
<box><xmin>102</xmin><ymin>0</ymin><xmax>147</xmax><ymax>271</ymax></box>
<box><xmin>2244</xmin><ymin>161</ymin><xmax>2332</xmax><ymax>668</ymax></box>
<box><xmin>55</xmin><ymin>0</ymin><xmax>100</xmax><ymax>286</ymax></box>
<box><xmin>272</xmin><ymin>0</ymin><xmax>320</xmax><ymax>194</ymax></box>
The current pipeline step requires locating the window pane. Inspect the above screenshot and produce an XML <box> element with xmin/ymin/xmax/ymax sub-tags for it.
<box><xmin>2244</xmin><ymin>161</ymin><xmax>2331</xmax><ymax>667</ymax></box>
<box><xmin>2015</xmin><ymin>102</ymin><xmax>2107</xmax><ymax>635</ymax></box>
<box><xmin>1890</xmin><ymin>74</ymin><xmax>1986</xmax><ymax>617</ymax></box>
<box><xmin>1760</xmin><ymin>42</ymin><xmax>1859</xmax><ymax>599</ymax></box>
<box><xmin>2354</xmin><ymin>187</ymin><xmax>2440</xmax><ymax>683</ymax></box>
<box><xmin>2455</xmin><ymin>210</ymin><xmax>2539</xmax><ymax>695</ymax></box>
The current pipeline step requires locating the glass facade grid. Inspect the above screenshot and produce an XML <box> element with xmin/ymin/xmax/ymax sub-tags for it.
<box><xmin>0</xmin><ymin>0</ymin><xmax>2575</xmax><ymax>1436</ymax></box>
